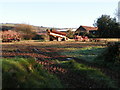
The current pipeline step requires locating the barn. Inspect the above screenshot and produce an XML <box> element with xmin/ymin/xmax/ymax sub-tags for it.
<box><xmin>75</xmin><ymin>25</ymin><xmax>98</xmax><ymax>35</ymax></box>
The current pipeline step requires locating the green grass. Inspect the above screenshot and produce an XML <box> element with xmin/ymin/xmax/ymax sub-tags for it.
<box><xmin>2</xmin><ymin>57</ymin><xmax>63</xmax><ymax>88</ymax></box>
<box><xmin>61</xmin><ymin>46</ymin><xmax>106</xmax><ymax>62</ymax></box>
<box><xmin>2</xmin><ymin>41</ymin><xmax>119</xmax><ymax>88</ymax></box>
<box><xmin>94</xmin><ymin>50</ymin><xmax>120</xmax><ymax>72</ymax></box>
<box><xmin>58</xmin><ymin>60</ymin><xmax>117</xmax><ymax>88</ymax></box>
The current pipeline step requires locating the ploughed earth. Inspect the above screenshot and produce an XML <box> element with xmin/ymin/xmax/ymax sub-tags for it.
<box><xmin>1</xmin><ymin>41</ymin><xmax>119</xmax><ymax>88</ymax></box>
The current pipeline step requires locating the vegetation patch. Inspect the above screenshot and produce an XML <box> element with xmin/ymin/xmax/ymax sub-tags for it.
<box><xmin>2</xmin><ymin>57</ymin><xmax>63</xmax><ymax>88</ymax></box>
<box><xmin>58</xmin><ymin>60</ymin><xmax>117</xmax><ymax>88</ymax></box>
<box><xmin>94</xmin><ymin>42</ymin><xmax>120</xmax><ymax>71</ymax></box>
<box><xmin>61</xmin><ymin>46</ymin><xmax>106</xmax><ymax>62</ymax></box>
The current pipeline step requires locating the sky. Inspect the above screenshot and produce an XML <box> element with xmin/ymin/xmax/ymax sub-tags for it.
<box><xmin>0</xmin><ymin>0</ymin><xmax>120</xmax><ymax>28</ymax></box>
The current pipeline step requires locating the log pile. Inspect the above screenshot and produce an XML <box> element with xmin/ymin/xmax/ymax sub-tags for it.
<box><xmin>1</xmin><ymin>30</ymin><xmax>21</xmax><ymax>42</ymax></box>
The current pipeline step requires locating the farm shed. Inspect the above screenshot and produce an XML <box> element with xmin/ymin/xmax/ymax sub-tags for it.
<box><xmin>75</xmin><ymin>25</ymin><xmax>98</xmax><ymax>35</ymax></box>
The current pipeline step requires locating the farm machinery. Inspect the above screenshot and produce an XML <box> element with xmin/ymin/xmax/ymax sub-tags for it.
<box><xmin>47</xmin><ymin>29</ymin><xmax>68</xmax><ymax>41</ymax></box>
<box><xmin>74</xmin><ymin>35</ymin><xmax>108</xmax><ymax>43</ymax></box>
<box><xmin>74</xmin><ymin>35</ymin><xmax>89</xmax><ymax>42</ymax></box>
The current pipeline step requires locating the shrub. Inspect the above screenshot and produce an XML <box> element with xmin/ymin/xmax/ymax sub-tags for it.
<box><xmin>103</xmin><ymin>42</ymin><xmax>120</xmax><ymax>63</ymax></box>
<box><xmin>32</xmin><ymin>34</ymin><xmax>49</xmax><ymax>41</ymax></box>
<box><xmin>94</xmin><ymin>42</ymin><xmax>120</xmax><ymax>71</ymax></box>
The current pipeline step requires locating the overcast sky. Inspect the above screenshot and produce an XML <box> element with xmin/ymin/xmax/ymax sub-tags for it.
<box><xmin>0</xmin><ymin>0</ymin><xmax>119</xmax><ymax>28</ymax></box>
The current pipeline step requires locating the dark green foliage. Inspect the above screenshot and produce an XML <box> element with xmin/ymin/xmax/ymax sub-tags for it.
<box><xmin>2</xmin><ymin>57</ymin><xmax>63</xmax><ymax>88</ymax></box>
<box><xmin>95</xmin><ymin>42</ymin><xmax>120</xmax><ymax>65</ymax></box>
<box><xmin>94</xmin><ymin>42</ymin><xmax>120</xmax><ymax>71</ymax></box>
<box><xmin>104</xmin><ymin>42</ymin><xmax>120</xmax><ymax>63</ymax></box>
<box><xmin>95</xmin><ymin>15</ymin><xmax>120</xmax><ymax>38</ymax></box>
<box><xmin>32</xmin><ymin>34</ymin><xmax>49</xmax><ymax>41</ymax></box>
<box><xmin>32</xmin><ymin>34</ymin><xmax>41</xmax><ymax>40</ymax></box>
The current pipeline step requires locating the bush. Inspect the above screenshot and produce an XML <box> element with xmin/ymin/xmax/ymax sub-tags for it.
<box><xmin>32</xmin><ymin>34</ymin><xmax>49</xmax><ymax>41</ymax></box>
<box><xmin>103</xmin><ymin>42</ymin><xmax>120</xmax><ymax>63</ymax></box>
<box><xmin>94</xmin><ymin>42</ymin><xmax>120</xmax><ymax>71</ymax></box>
<box><xmin>2</xmin><ymin>57</ymin><xmax>63</xmax><ymax>88</ymax></box>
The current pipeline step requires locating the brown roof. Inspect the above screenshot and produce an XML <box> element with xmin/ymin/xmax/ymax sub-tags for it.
<box><xmin>81</xmin><ymin>26</ymin><xmax>98</xmax><ymax>31</ymax></box>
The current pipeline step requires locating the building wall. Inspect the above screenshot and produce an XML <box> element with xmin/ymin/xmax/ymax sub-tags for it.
<box><xmin>75</xmin><ymin>27</ymin><xmax>86</xmax><ymax>34</ymax></box>
<box><xmin>89</xmin><ymin>30</ymin><xmax>97</xmax><ymax>34</ymax></box>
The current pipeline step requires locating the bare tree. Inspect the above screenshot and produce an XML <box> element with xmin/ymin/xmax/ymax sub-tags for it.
<box><xmin>14</xmin><ymin>24</ymin><xmax>36</xmax><ymax>40</ymax></box>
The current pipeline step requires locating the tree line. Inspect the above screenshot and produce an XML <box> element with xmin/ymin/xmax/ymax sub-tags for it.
<box><xmin>67</xmin><ymin>14</ymin><xmax>120</xmax><ymax>38</ymax></box>
<box><xmin>12</xmin><ymin>14</ymin><xmax>120</xmax><ymax>40</ymax></box>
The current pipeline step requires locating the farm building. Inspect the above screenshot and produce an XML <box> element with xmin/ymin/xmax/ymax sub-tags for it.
<box><xmin>75</xmin><ymin>25</ymin><xmax>98</xmax><ymax>35</ymax></box>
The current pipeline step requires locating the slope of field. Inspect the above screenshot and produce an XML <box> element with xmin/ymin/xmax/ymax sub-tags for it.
<box><xmin>2</xmin><ymin>57</ymin><xmax>63</xmax><ymax>88</ymax></box>
<box><xmin>1</xmin><ymin>41</ymin><xmax>119</xmax><ymax>88</ymax></box>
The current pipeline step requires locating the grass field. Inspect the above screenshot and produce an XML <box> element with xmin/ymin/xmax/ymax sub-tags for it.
<box><xmin>1</xmin><ymin>41</ymin><xmax>120</xmax><ymax>88</ymax></box>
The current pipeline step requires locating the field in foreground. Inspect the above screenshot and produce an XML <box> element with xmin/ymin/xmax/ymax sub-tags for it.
<box><xmin>1</xmin><ymin>41</ymin><xmax>120</xmax><ymax>88</ymax></box>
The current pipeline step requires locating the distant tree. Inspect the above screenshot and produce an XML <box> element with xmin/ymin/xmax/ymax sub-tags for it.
<box><xmin>94</xmin><ymin>15</ymin><xmax>120</xmax><ymax>38</ymax></box>
<box><xmin>32</xmin><ymin>34</ymin><xmax>49</xmax><ymax>41</ymax></box>
<box><xmin>14</xmin><ymin>24</ymin><xmax>37</xmax><ymax>40</ymax></box>
<box><xmin>66</xmin><ymin>30</ymin><xmax>74</xmax><ymax>39</ymax></box>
